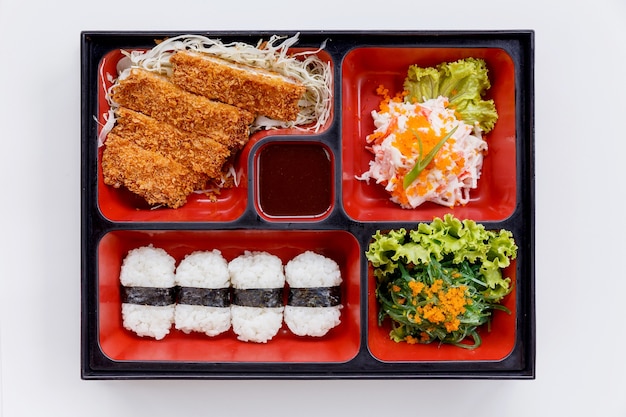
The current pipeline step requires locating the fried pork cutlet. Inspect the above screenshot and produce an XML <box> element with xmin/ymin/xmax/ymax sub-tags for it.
<box><xmin>111</xmin><ymin>107</ymin><xmax>231</xmax><ymax>179</ymax></box>
<box><xmin>170</xmin><ymin>51</ymin><xmax>306</xmax><ymax>122</ymax></box>
<box><xmin>111</xmin><ymin>68</ymin><xmax>255</xmax><ymax>150</ymax></box>
<box><xmin>102</xmin><ymin>133</ymin><xmax>207</xmax><ymax>209</ymax></box>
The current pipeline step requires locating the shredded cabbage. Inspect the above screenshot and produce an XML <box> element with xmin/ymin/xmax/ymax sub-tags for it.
<box><xmin>95</xmin><ymin>57</ymin><xmax>117</xmax><ymax>147</ymax></box>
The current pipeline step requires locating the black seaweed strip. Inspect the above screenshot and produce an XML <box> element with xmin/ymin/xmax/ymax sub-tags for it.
<box><xmin>288</xmin><ymin>286</ymin><xmax>341</xmax><ymax>307</ymax></box>
<box><xmin>232</xmin><ymin>288</ymin><xmax>284</xmax><ymax>308</ymax></box>
<box><xmin>178</xmin><ymin>287</ymin><xmax>230</xmax><ymax>307</ymax></box>
<box><xmin>120</xmin><ymin>286</ymin><xmax>177</xmax><ymax>306</ymax></box>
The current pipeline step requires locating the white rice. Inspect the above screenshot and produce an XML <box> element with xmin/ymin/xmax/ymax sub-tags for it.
<box><xmin>228</xmin><ymin>250</ymin><xmax>285</xmax><ymax>289</ymax></box>
<box><xmin>230</xmin><ymin>305</ymin><xmax>284</xmax><ymax>343</ymax></box>
<box><xmin>175</xmin><ymin>249</ymin><xmax>230</xmax><ymax>288</ymax></box>
<box><xmin>174</xmin><ymin>250</ymin><xmax>231</xmax><ymax>337</ymax></box>
<box><xmin>284</xmin><ymin>251</ymin><xmax>343</xmax><ymax>337</ymax></box>
<box><xmin>228</xmin><ymin>251</ymin><xmax>285</xmax><ymax>343</ymax></box>
<box><xmin>121</xmin><ymin>304</ymin><xmax>176</xmax><ymax>340</ymax></box>
<box><xmin>283</xmin><ymin>306</ymin><xmax>342</xmax><ymax>337</ymax></box>
<box><xmin>174</xmin><ymin>305</ymin><xmax>231</xmax><ymax>337</ymax></box>
<box><xmin>284</xmin><ymin>251</ymin><xmax>342</xmax><ymax>288</ymax></box>
<box><xmin>119</xmin><ymin>244</ymin><xmax>176</xmax><ymax>288</ymax></box>
<box><xmin>119</xmin><ymin>245</ymin><xmax>176</xmax><ymax>340</ymax></box>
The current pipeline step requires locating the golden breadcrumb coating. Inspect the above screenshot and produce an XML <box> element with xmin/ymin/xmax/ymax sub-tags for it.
<box><xmin>102</xmin><ymin>133</ymin><xmax>207</xmax><ymax>209</ymax></box>
<box><xmin>111</xmin><ymin>107</ymin><xmax>231</xmax><ymax>179</ymax></box>
<box><xmin>170</xmin><ymin>51</ymin><xmax>306</xmax><ymax>122</ymax></box>
<box><xmin>111</xmin><ymin>68</ymin><xmax>255</xmax><ymax>150</ymax></box>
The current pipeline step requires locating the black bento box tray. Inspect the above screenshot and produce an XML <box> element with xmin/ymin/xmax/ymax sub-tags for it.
<box><xmin>81</xmin><ymin>30</ymin><xmax>535</xmax><ymax>379</ymax></box>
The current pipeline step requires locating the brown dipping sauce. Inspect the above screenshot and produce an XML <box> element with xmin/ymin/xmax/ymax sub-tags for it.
<box><xmin>257</xmin><ymin>143</ymin><xmax>332</xmax><ymax>217</ymax></box>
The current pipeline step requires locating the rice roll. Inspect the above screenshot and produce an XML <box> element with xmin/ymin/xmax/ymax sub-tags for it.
<box><xmin>174</xmin><ymin>250</ymin><xmax>232</xmax><ymax>337</ymax></box>
<box><xmin>284</xmin><ymin>251</ymin><xmax>342</xmax><ymax>337</ymax></box>
<box><xmin>170</xmin><ymin>51</ymin><xmax>306</xmax><ymax>122</ymax></box>
<box><xmin>228</xmin><ymin>251</ymin><xmax>285</xmax><ymax>343</ymax></box>
<box><xmin>119</xmin><ymin>245</ymin><xmax>177</xmax><ymax>340</ymax></box>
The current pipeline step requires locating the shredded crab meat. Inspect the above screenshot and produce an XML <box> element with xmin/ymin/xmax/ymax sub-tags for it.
<box><xmin>357</xmin><ymin>96</ymin><xmax>488</xmax><ymax>209</ymax></box>
<box><xmin>107</xmin><ymin>33</ymin><xmax>332</xmax><ymax>134</ymax></box>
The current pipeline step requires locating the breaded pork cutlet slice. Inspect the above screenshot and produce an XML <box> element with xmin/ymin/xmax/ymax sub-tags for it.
<box><xmin>170</xmin><ymin>51</ymin><xmax>306</xmax><ymax>122</ymax></box>
<box><xmin>102</xmin><ymin>133</ymin><xmax>207</xmax><ymax>209</ymax></box>
<box><xmin>111</xmin><ymin>107</ymin><xmax>231</xmax><ymax>179</ymax></box>
<box><xmin>111</xmin><ymin>68</ymin><xmax>255</xmax><ymax>150</ymax></box>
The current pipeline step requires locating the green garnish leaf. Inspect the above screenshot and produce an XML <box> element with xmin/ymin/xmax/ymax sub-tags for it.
<box><xmin>402</xmin><ymin>125</ymin><xmax>458</xmax><ymax>189</ymax></box>
<box><xmin>403</xmin><ymin>58</ymin><xmax>498</xmax><ymax>133</ymax></box>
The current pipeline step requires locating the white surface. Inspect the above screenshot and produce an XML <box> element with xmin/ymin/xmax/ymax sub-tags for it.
<box><xmin>1</xmin><ymin>0</ymin><xmax>625</xmax><ymax>415</ymax></box>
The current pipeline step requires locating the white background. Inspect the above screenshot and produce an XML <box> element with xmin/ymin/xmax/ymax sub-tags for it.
<box><xmin>1</xmin><ymin>0</ymin><xmax>625</xmax><ymax>415</ymax></box>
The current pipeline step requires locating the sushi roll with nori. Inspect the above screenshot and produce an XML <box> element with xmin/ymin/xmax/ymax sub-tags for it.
<box><xmin>174</xmin><ymin>250</ymin><xmax>231</xmax><ymax>337</ymax></box>
<box><xmin>119</xmin><ymin>245</ymin><xmax>177</xmax><ymax>340</ymax></box>
<box><xmin>228</xmin><ymin>251</ymin><xmax>285</xmax><ymax>343</ymax></box>
<box><xmin>284</xmin><ymin>251</ymin><xmax>342</xmax><ymax>337</ymax></box>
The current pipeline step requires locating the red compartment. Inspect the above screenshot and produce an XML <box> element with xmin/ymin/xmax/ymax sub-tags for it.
<box><xmin>95</xmin><ymin>47</ymin><xmax>334</xmax><ymax>222</ymax></box>
<box><xmin>367</xmin><ymin>259</ymin><xmax>517</xmax><ymax>362</ymax></box>
<box><xmin>98</xmin><ymin>229</ymin><xmax>360</xmax><ymax>362</ymax></box>
<box><xmin>342</xmin><ymin>47</ymin><xmax>517</xmax><ymax>222</ymax></box>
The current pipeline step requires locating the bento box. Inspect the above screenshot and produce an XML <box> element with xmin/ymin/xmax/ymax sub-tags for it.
<box><xmin>81</xmin><ymin>30</ymin><xmax>535</xmax><ymax>379</ymax></box>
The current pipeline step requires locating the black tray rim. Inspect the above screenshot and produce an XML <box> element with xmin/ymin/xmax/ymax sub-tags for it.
<box><xmin>80</xmin><ymin>29</ymin><xmax>535</xmax><ymax>380</ymax></box>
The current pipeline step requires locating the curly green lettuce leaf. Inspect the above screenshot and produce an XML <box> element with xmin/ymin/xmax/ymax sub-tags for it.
<box><xmin>365</xmin><ymin>228</ymin><xmax>409</xmax><ymax>279</ymax></box>
<box><xmin>366</xmin><ymin>214</ymin><xmax>517</xmax><ymax>298</ymax></box>
<box><xmin>402</xmin><ymin>66</ymin><xmax>441</xmax><ymax>106</ymax></box>
<box><xmin>403</xmin><ymin>57</ymin><xmax>498</xmax><ymax>133</ymax></box>
<box><xmin>453</xmin><ymin>98</ymin><xmax>499</xmax><ymax>133</ymax></box>
<box><xmin>480</xmin><ymin>264</ymin><xmax>512</xmax><ymax>302</ymax></box>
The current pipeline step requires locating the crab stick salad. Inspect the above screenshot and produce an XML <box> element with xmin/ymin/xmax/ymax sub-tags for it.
<box><xmin>357</xmin><ymin>58</ymin><xmax>498</xmax><ymax>209</ymax></box>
